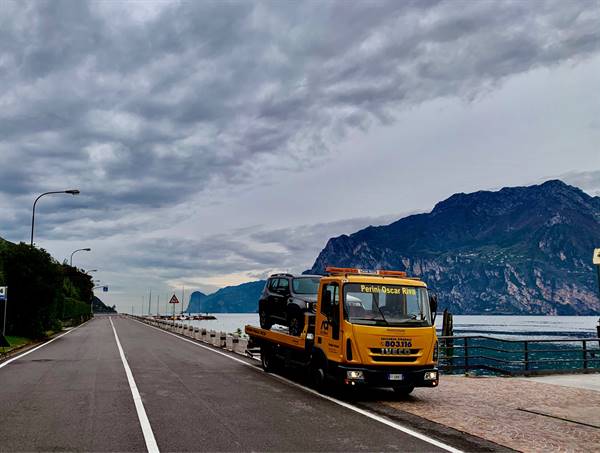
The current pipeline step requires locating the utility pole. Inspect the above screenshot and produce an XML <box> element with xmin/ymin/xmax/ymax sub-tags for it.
<box><xmin>157</xmin><ymin>294</ymin><xmax>160</xmax><ymax>317</ymax></box>
<box><xmin>594</xmin><ymin>248</ymin><xmax>600</xmax><ymax>301</ymax></box>
<box><xmin>594</xmin><ymin>249</ymin><xmax>600</xmax><ymax>341</ymax></box>
<box><xmin>181</xmin><ymin>285</ymin><xmax>185</xmax><ymax>316</ymax></box>
<box><xmin>148</xmin><ymin>290</ymin><xmax>152</xmax><ymax>317</ymax></box>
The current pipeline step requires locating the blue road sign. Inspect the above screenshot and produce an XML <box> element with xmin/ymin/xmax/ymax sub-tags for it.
<box><xmin>0</xmin><ymin>286</ymin><xmax>6</xmax><ymax>301</ymax></box>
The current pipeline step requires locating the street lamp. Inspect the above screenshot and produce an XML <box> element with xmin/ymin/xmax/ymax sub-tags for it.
<box><xmin>70</xmin><ymin>248</ymin><xmax>91</xmax><ymax>266</ymax></box>
<box><xmin>30</xmin><ymin>190</ymin><xmax>80</xmax><ymax>246</ymax></box>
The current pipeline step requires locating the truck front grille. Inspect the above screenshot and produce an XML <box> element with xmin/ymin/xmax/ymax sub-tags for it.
<box><xmin>370</xmin><ymin>356</ymin><xmax>418</xmax><ymax>362</ymax></box>
<box><xmin>370</xmin><ymin>348</ymin><xmax>420</xmax><ymax>355</ymax></box>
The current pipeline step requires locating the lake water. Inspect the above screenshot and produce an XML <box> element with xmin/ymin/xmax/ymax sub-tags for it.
<box><xmin>181</xmin><ymin>313</ymin><xmax>600</xmax><ymax>339</ymax></box>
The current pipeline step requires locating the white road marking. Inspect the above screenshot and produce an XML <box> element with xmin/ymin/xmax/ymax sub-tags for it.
<box><xmin>0</xmin><ymin>321</ymin><xmax>88</xmax><ymax>370</ymax></box>
<box><xmin>110</xmin><ymin>317</ymin><xmax>160</xmax><ymax>453</ymax></box>
<box><xmin>133</xmin><ymin>318</ymin><xmax>462</xmax><ymax>453</ymax></box>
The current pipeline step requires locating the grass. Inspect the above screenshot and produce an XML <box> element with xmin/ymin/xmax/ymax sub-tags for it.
<box><xmin>1</xmin><ymin>335</ymin><xmax>33</xmax><ymax>353</ymax></box>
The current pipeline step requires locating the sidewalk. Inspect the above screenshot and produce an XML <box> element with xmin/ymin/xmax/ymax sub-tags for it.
<box><xmin>381</xmin><ymin>374</ymin><xmax>600</xmax><ymax>452</ymax></box>
<box><xmin>522</xmin><ymin>373</ymin><xmax>600</xmax><ymax>392</ymax></box>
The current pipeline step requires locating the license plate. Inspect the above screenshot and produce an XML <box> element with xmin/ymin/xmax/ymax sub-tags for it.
<box><xmin>388</xmin><ymin>373</ymin><xmax>404</xmax><ymax>381</ymax></box>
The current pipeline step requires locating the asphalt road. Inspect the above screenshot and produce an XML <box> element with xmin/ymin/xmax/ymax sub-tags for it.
<box><xmin>0</xmin><ymin>315</ymin><xmax>470</xmax><ymax>452</ymax></box>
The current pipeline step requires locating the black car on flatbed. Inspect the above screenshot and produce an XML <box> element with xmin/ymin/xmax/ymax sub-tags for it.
<box><xmin>258</xmin><ymin>273</ymin><xmax>321</xmax><ymax>336</ymax></box>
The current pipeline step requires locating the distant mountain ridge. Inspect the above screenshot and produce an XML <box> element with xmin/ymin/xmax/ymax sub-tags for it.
<box><xmin>309</xmin><ymin>180</ymin><xmax>600</xmax><ymax>315</ymax></box>
<box><xmin>187</xmin><ymin>281</ymin><xmax>266</xmax><ymax>313</ymax></box>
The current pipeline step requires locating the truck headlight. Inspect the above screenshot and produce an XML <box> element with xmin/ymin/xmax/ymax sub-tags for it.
<box><xmin>424</xmin><ymin>371</ymin><xmax>438</xmax><ymax>381</ymax></box>
<box><xmin>346</xmin><ymin>370</ymin><xmax>364</xmax><ymax>380</ymax></box>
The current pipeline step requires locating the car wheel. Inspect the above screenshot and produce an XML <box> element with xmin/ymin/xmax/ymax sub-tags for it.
<box><xmin>392</xmin><ymin>385</ymin><xmax>415</xmax><ymax>396</ymax></box>
<box><xmin>288</xmin><ymin>312</ymin><xmax>304</xmax><ymax>336</ymax></box>
<box><xmin>259</xmin><ymin>308</ymin><xmax>272</xmax><ymax>329</ymax></box>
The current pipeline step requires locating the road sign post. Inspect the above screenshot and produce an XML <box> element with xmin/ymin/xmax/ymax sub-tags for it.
<box><xmin>0</xmin><ymin>287</ymin><xmax>7</xmax><ymax>335</ymax></box>
<box><xmin>169</xmin><ymin>294</ymin><xmax>180</xmax><ymax>326</ymax></box>
<box><xmin>0</xmin><ymin>287</ymin><xmax>7</xmax><ymax>345</ymax></box>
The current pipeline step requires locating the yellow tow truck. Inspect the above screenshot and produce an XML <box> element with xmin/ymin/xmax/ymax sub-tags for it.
<box><xmin>246</xmin><ymin>267</ymin><xmax>439</xmax><ymax>394</ymax></box>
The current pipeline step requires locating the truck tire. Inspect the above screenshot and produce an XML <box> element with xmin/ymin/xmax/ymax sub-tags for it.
<box><xmin>259</xmin><ymin>308</ymin><xmax>272</xmax><ymax>330</ymax></box>
<box><xmin>309</xmin><ymin>355</ymin><xmax>328</xmax><ymax>393</ymax></box>
<box><xmin>392</xmin><ymin>385</ymin><xmax>415</xmax><ymax>396</ymax></box>
<box><xmin>288</xmin><ymin>311</ymin><xmax>304</xmax><ymax>336</ymax></box>
<box><xmin>260</xmin><ymin>345</ymin><xmax>278</xmax><ymax>373</ymax></box>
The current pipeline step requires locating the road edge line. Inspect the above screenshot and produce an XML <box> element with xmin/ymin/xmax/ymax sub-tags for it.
<box><xmin>0</xmin><ymin>320</ymin><xmax>88</xmax><ymax>370</ymax></box>
<box><xmin>110</xmin><ymin>317</ymin><xmax>160</xmax><ymax>453</ymax></box>
<box><xmin>131</xmin><ymin>317</ymin><xmax>462</xmax><ymax>453</ymax></box>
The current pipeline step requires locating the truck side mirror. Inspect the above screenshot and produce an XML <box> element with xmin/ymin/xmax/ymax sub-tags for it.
<box><xmin>429</xmin><ymin>294</ymin><xmax>438</xmax><ymax>323</ymax></box>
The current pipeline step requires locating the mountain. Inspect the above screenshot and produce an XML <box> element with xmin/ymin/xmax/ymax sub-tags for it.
<box><xmin>92</xmin><ymin>295</ymin><xmax>117</xmax><ymax>313</ymax></box>
<box><xmin>187</xmin><ymin>291</ymin><xmax>208</xmax><ymax>312</ymax></box>
<box><xmin>187</xmin><ymin>281</ymin><xmax>266</xmax><ymax>313</ymax></box>
<box><xmin>309</xmin><ymin>180</ymin><xmax>600</xmax><ymax>315</ymax></box>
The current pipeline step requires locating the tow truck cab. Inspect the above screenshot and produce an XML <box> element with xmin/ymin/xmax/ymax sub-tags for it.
<box><xmin>311</xmin><ymin>267</ymin><xmax>439</xmax><ymax>391</ymax></box>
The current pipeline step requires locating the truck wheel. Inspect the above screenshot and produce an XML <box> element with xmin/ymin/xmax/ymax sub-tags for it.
<box><xmin>259</xmin><ymin>309</ymin><xmax>272</xmax><ymax>329</ymax></box>
<box><xmin>392</xmin><ymin>385</ymin><xmax>415</xmax><ymax>396</ymax></box>
<box><xmin>288</xmin><ymin>312</ymin><xmax>304</xmax><ymax>336</ymax></box>
<box><xmin>261</xmin><ymin>346</ymin><xmax>278</xmax><ymax>373</ymax></box>
<box><xmin>310</xmin><ymin>361</ymin><xmax>327</xmax><ymax>393</ymax></box>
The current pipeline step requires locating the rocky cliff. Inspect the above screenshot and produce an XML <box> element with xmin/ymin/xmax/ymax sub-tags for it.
<box><xmin>309</xmin><ymin>180</ymin><xmax>600</xmax><ymax>315</ymax></box>
<box><xmin>186</xmin><ymin>281</ymin><xmax>266</xmax><ymax>313</ymax></box>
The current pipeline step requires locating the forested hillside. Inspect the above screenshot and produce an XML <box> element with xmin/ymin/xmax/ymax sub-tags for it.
<box><xmin>0</xmin><ymin>239</ymin><xmax>94</xmax><ymax>338</ymax></box>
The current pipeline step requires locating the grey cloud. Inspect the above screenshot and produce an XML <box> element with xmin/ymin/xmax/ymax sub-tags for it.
<box><xmin>0</xmin><ymin>0</ymin><xmax>599</xmax><ymax>292</ymax></box>
<box><xmin>114</xmin><ymin>213</ymin><xmax>405</xmax><ymax>280</ymax></box>
<box><xmin>249</xmin><ymin>213</ymin><xmax>408</xmax><ymax>267</ymax></box>
<box><xmin>121</xmin><ymin>235</ymin><xmax>288</xmax><ymax>278</ymax></box>
<box><xmin>557</xmin><ymin>171</ymin><xmax>600</xmax><ymax>196</ymax></box>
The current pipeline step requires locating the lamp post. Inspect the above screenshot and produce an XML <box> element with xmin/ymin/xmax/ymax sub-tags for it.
<box><xmin>70</xmin><ymin>248</ymin><xmax>91</xmax><ymax>266</ymax></box>
<box><xmin>31</xmin><ymin>190</ymin><xmax>80</xmax><ymax>247</ymax></box>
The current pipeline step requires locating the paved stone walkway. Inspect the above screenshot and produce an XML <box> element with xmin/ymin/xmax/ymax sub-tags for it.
<box><xmin>382</xmin><ymin>375</ymin><xmax>600</xmax><ymax>452</ymax></box>
<box><xmin>523</xmin><ymin>373</ymin><xmax>600</xmax><ymax>392</ymax></box>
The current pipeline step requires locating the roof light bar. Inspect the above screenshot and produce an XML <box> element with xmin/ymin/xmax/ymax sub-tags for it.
<box><xmin>378</xmin><ymin>270</ymin><xmax>407</xmax><ymax>277</ymax></box>
<box><xmin>325</xmin><ymin>267</ymin><xmax>407</xmax><ymax>277</ymax></box>
<box><xmin>325</xmin><ymin>267</ymin><xmax>359</xmax><ymax>274</ymax></box>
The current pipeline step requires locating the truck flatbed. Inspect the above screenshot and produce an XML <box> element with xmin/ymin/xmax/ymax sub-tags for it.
<box><xmin>245</xmin><ymin>325</ymin><xmax>308</xmax><ymax>351</ymax></box>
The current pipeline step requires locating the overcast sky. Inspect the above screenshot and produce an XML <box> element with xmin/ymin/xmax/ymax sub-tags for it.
<box><xmin>1</xmin><ymin>0</ymin><xmax>599</xmax><ymax>313</ymax></box>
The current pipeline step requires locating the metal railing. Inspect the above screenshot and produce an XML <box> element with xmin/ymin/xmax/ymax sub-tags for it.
<box><xmin>438</xmin><ymin>335</ymin><xmax>600</xmax><ymax>376</ymax></box>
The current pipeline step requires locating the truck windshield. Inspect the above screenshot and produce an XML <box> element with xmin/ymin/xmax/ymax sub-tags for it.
<box><xmin>343</xmin><ymin>283</ymin><xmax>431</xmax><ymax>327</ymax></box>
<box><xmin>292</xmin><ymin>277</ymin><xmax>320</xmax><ymax>295</ymax></box>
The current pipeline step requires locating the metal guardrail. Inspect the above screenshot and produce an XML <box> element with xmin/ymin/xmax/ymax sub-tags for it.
<box><xmin>439</xmin><ymin>335</ymin><xmax>600</xmax><ymax>376</ymax></box>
